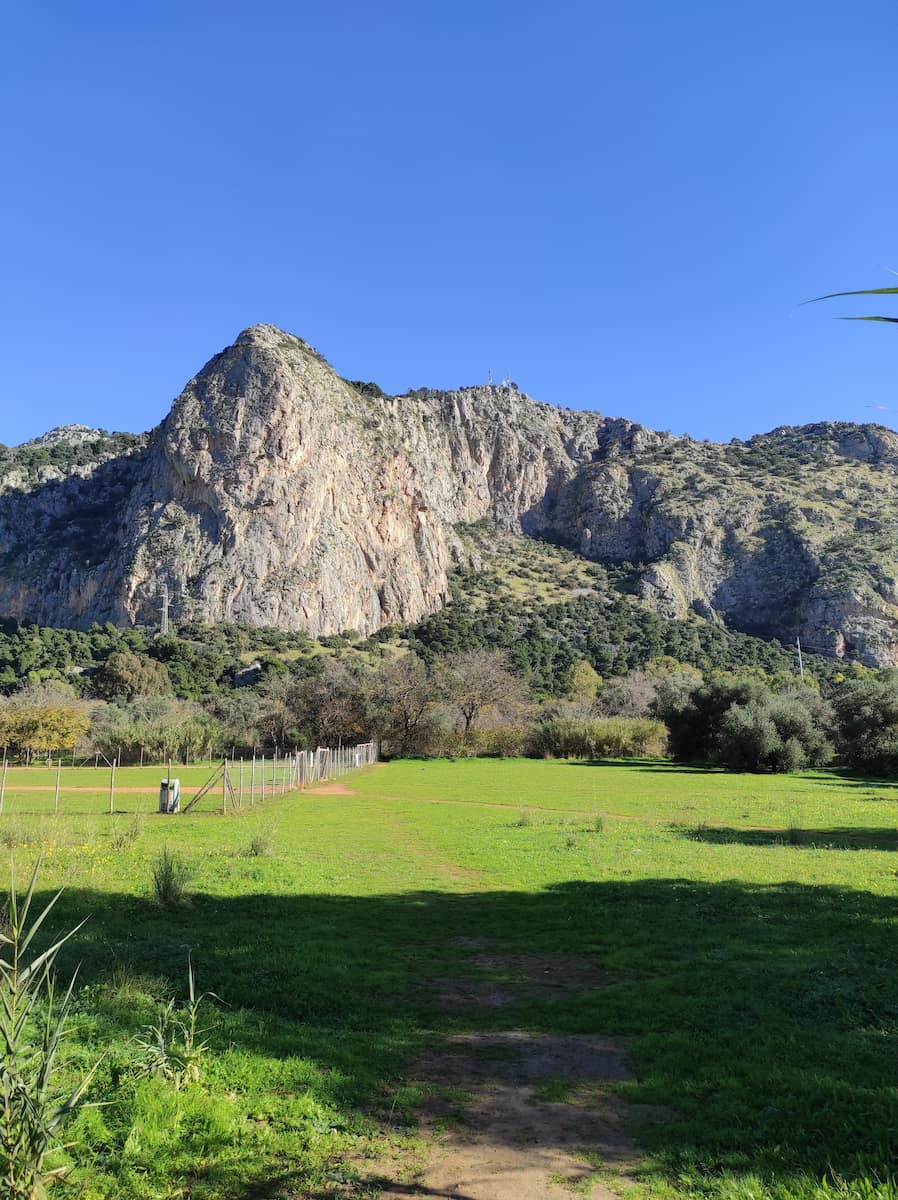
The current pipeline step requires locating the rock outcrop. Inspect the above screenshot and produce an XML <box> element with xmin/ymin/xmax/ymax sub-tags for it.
<box><xmin>2</xmin><ymin>323</ymin><xmax>898</xmax><ymax>665</ymax></box>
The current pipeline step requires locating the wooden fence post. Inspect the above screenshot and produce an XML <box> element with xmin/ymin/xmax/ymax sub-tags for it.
<box><xmin>54</xmin><ymin>759</ymin><xmax>61</xmax><ymax>816</ymax></box>
<box><xmin>108</xmin><ymin>761</ymin><xmax>116</xmax><ymax>815</ymax></box>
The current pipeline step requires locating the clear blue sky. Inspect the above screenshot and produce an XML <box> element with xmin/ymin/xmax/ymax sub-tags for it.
<box><xmin>3</xmin><ymin>1</ymin><xmax>897</xmax><ymax>446</ymax></box>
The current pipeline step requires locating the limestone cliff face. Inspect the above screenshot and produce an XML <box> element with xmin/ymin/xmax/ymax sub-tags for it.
<box><xmin>2</xmin><ymin>324</ymin><xmax>898</xmax><ymax>665</ymax></box>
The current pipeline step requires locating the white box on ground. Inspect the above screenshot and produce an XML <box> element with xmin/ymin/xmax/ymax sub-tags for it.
<box><xmin>159</xmin><ymin>779</ymin><xmax>181</xmax><ymax>813</ymax></box>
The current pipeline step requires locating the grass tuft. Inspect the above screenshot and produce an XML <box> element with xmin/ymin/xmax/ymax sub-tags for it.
<box><xmin>150</xmin><ymin>846</ymin><xmax>192</xmax><ymax>909</ymax></box>
<box><xmin>245</xmin><ymin>822</ymin><xmax>276</xmax><ymax>857</ymax></box>
<box><xmin>110</xmin><ymin>815</ymin><xmax>143</xmax><ymax>851</ymax></box>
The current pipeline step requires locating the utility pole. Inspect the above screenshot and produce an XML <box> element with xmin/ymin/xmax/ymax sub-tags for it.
<box><xmin>160</xmin><ymin>579</ymin><xmax>170</xmax><ymax>637</ymax></box>
<box><xmin>796</xmin><ymin>636</ymin><xmax>804</xmax><ymax>681</ymax></box>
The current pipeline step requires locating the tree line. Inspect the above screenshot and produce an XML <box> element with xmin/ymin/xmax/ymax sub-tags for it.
<box><xmin>2</xmin><ymin>644</ymin><xmax>897</xmax><ymax>775</ymax></box>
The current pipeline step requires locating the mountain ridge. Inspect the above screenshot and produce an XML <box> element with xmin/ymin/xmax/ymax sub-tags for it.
<box><xmin>1</xmin><ymin>323</ymin><xmax>897</xmax><ymax>665</ymax></box>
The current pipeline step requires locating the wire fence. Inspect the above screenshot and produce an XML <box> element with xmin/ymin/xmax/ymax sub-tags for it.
<box><xmin>0</xmin><ymin>741</ymin><xmax>379</xmax><ymax>817</ymax></box>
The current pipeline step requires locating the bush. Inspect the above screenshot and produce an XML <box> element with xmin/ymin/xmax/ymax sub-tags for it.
<box><xmin>425</xmin><ymin>725</ymin><xmax>529</xmax><ymax>758</ymax></box>
<box><xmin>715</xmin><ymin>696</ymin><xmax>832</xmax><ymax>772</ymax></box>
<box><xmin>527</xmin><ymin>716</ymin><xmax>667</xmax><ymax>759</ymax></box>
<box><xmin>661</xmin><ymin>677</ymin><xmax>769</xmax><ymax>762</ymax></box>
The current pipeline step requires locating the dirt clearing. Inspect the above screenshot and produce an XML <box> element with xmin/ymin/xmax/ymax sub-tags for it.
<box><xmin>362</xmin><ymin>946</ymin><xmax>638</xmax><ymax>1199</ymax></box>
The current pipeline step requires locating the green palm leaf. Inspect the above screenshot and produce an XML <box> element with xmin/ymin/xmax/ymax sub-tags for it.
<box><xmin>804</xmin><ymin>285</ymin><xmax>898</xmax><ymax>324</ymax></box>
<box><xmin>839</xmin><ymin>315</ymin><xmax>898</xmax><ymax>323</ymax></box>
<box><xmin>806</xmin><ymin>287</ymin><xmax>898</xmax><ymax>303</ymax></box>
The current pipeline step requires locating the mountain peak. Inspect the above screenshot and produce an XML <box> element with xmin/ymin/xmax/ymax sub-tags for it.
<box><xmin>2</xmin><ymin>329</ymin><xmax>898</xmax><ymax>667</ymax></box>
<box><xmin>22</xmin><ymin>424</ymin><xmax>104</xmax><ymax>449</ymax></box>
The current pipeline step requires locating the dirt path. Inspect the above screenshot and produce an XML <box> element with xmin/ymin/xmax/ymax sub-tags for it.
<box><xmin>376</xmin><ymin>1034</ymin><xmax>634</xmax><ymax>1199</ymax></box>
<box><xmin>3</xmin><ymin>784</ymin><xmax>205</xmax><ymax>795</ymax></box>
<box><xmin>359</xmin><ymin>947</ymin><xmax>639</xmax><ymax>1200</ymax></box>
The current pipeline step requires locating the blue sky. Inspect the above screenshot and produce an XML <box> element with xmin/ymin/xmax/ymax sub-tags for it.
<box><xmin>2</xmin><ymin>1</ymin><xmax>897</xmax><ymax>445</ymax></box>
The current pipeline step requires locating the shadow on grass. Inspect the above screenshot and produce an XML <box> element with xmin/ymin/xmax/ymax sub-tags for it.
<box><xmin>563</xmin><ymin>760</ymin><xmax>898</xmax><ymax>793</ymax></box>
<box><xmin>800</xmin><ymin>771</ymin><xmax>898</xmax><ymax>793</ymax></box>
<box><xmin>677</xmin><ymin>824</ymin><xmax>898</xmax><ymax>850</ymax></box>
<box><xmin>560</xmin><ymin>758</ymin><xmax>720</xmax><ymax>773</ymax></box>
<box><xmin>34</xmin><ymin>877</ymin><xmax>898</xmax><ymax>1194</ymax></box>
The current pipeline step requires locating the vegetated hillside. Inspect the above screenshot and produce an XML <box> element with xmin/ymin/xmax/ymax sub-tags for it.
<box><xmin>0</xmin><ymin>525</ymin><xmax>840</xmax><ymax>699</ymax></box>
<box><xmin>1</xmin><ymin>323</ymin><xmax>897</xmax><ymax>664</ymax></box>
<box><xmin>408</xmin><ymin>523</ymin><xmax>841</xmax><ymax>689</ymax></box>
<box><xmin>0</xmin><ymin>425</ymin><xmax>147</xmax><ymax>491</ymax></box>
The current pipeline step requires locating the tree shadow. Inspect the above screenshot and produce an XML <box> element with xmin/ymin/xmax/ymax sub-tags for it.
<box><xmin>676</xmin><ymin>824</ymin><xmax>898</xmax><ymax>850</ymax></box>
<box><xmin>800</xmin><ymin>771</ymin><xmax>898</xmax><ymax>793</ymax></box>
<box><xmin>33</xmin><ymin>876</ymin><xmax>898</xmax><ymax>1193</ymax></box>
<box><xmin>560</xmin><ymin>758</ymin><xmax>718</xmax><ymax>773</ymax></box>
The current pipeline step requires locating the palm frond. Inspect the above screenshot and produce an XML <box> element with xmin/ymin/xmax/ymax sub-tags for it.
<box><xmin>838</xmin><ymin>315</ymin><xmax>898</xmax><ymax>324</ymax></box>
<box><xmin>805</xmin><ymin>286</ymin><xmax>898</xmax><ymax>304</ymax></box>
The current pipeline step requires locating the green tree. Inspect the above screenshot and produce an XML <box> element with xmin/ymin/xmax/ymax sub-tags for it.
<box><xmin>93</xmin><ymin>651</ymin><xmax>172</xmax><ymax>700</ymax></box>
<box><xmin>0</xmin><ymin>700</ymin><xmax>90</xmax><ymax>761</ymax></box>
<box><xmin>716</xmin><ymin>695</ymin><xmax>832</xmax><ymax>773</ymax></box>
<box><xmin>832</xmin><ymin>675</ymin><xmax>898</xmax><ymax>772</ymax></box>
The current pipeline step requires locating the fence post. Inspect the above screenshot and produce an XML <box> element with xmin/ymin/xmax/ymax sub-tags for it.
<box><xmin>54</xmin><ymin>759</ymin><xmax>61</xmax><ymax>816</ymax></box>
<box><xmin>251</xmin><ymin>752</ymin><xmax>256</xmax><ymax>806</ymax></box>
<box><xmin>261</xmin><ymin>755</ymin><xmax>265</xmax><ymax>803</ymax></box>
<box><xmin>108</xmin><ymin>761</ymin><xmax>116</xmax><ymax>815</ymax></box>
<box><xmin>222</xmin><ymin>759</ymin><xmax>228</xmax><ymax>815</ymax></box>
<box><xmin>0</xmin><ymin>750</ymin><xmax>7</xmax><ymax>816</ymax></box>
<box><xmin>239</xmin><ymin>758</ymin><xmax>244</xmax><ymax>807</ymax></box>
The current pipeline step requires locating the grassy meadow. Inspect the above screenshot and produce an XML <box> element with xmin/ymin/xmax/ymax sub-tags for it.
<box><xmin>5</xmin><ymin>757</ymin><xmax>898</xmax><ymax>1199</ymax></box>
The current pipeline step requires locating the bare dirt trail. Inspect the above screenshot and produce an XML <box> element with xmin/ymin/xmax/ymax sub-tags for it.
<box><xmin>360</xmin><ymin>947</ymin><xmax>640</xmax><ymax>1200</ymax></box>
<box><xmin>374</xmin><ymin>1034</ymin><xmax>634</xmax><ymax>1200</ymax></box>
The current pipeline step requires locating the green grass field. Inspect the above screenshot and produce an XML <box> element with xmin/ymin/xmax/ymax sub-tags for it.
<box><xmin>6</xmin><ymin>757</ymin><xmax>898</xmax><ymax>1199</ymax></box>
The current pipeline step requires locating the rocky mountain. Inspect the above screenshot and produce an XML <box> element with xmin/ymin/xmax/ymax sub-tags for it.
<box><xmin>2</xmin><ymin>323</ymin><xmax>898</xmax><ymax>665</ymax></box>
